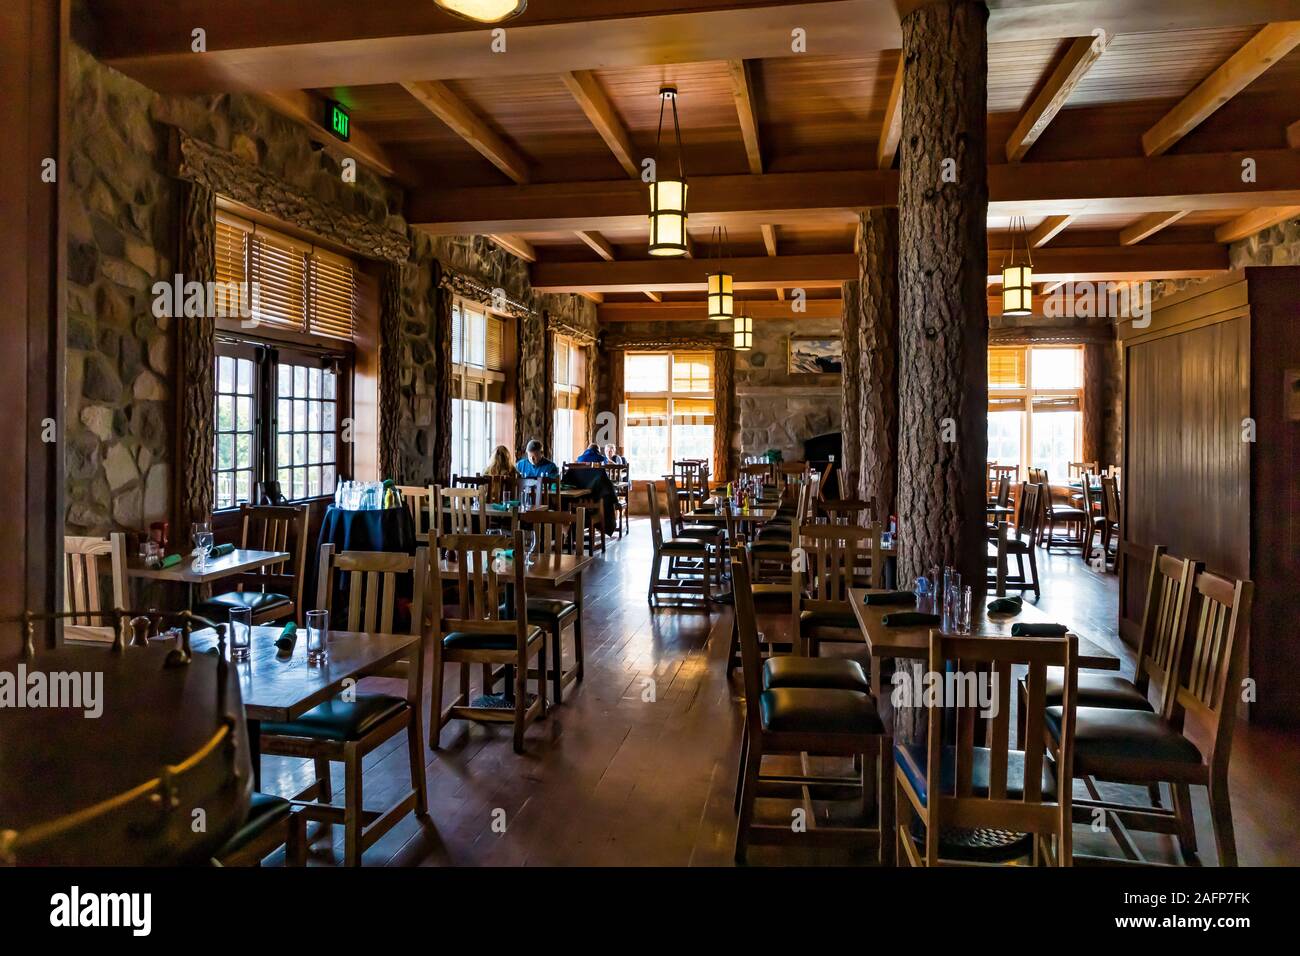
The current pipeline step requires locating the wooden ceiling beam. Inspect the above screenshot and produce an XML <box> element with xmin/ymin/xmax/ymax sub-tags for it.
<box><xmin>561</xmin><ymin>71</ymin><xmax>640</xmax><ymax>179</ymax></box>
<box><xmin>876</xmin><ymin>55</ymin><xmax>905</xmax><ymax>170</ymax></box>
<box><xmin>1142</xmin><ymin>22</ymin><xmax>1300</xmax><ymax>156</ymax></box>
<box><xmin>727</xmin><ymin>58</ymin><xmax>764</xmax><ymax>177</ymax></box>
<box><xmin>599</xmin><ymin>298</ymin><xmax>843</xmax><ymax>322</ymax></box>
<box><xmin>575</xmin><ymin>230</ymin><xmax>617</xmax><ymax>261</ymax></box>
<box><xmin>257</xmin><ymin>89</ymin><xmax>398</xmax><ymax>179</ymax></box>
<box><xmin>1119</xmin><ymin>210</ymin><xmax>1190</xmax><ymax>245</ymax></box>
<box><xmin>488</xmin><ymin>234</ymin><xmax>537</xmax><ymax>262</ymax></box>
<box><xmin>1006</xmin><ymin>33</ymin><xmax>1112</xmax><ymax>163</ymax></box>
<box><xmin>644</xmin><ymin>291</ymin><xmax>663</xmax><ymax>303</ymax></box>
<box><xmin>1027</xmin><ymin>214</ymin><xmax>1072</xmax><ymax>247</ymax></box>
<box><xmin>1286</xmin><ymin>118</ymin><xmax>1300</xmax><ymax>149</ymax></box>
<box><xmin>400</xmin><ymin>80</ymin><xmax>530</xmax><ymax>184</ymax></box>
<box><xmin>1214</xmin><ymin>205</ymin><xmax>1300</xmax><ymax>243</ymax></box>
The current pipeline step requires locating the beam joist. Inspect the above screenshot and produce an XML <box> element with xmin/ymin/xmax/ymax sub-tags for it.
<box><xmin>598</xmin><ymin>298</ymin><xmax>844</xmax><ymax>322</ymax></box>
<box><xmin>1214</xmin><ymin>205</ymin><xmax>1300</xmax><ymax>242</ymax></box>
<box><xmin>575</xmin><ymin>230</ymin><xmax>617</xmax><ymax>261</ymax></box>
<box><xmin>488</xmin><ymin>233</ymin><xmax>537</xmax><ymax>262</ymax></box>
<box><xmin>876</xmin><ymin>55</ymin><xmax>905</xmax><ymax>170</ymax></box>
<box><xmin>1028</xmin><ymin>214</ymin><xmax>1073</xmax><ymax>247</ymax></box>
<box><xmin>561</xmin><ymin>71</ymin><xmax>640</xmax><ymax>179</ymax></box>
<box><xmin>257</xmin><ymin>89</ymin><xmax>398</xmax><ymax>179</ymax></box>
<box><xmin>401</xmin><ymin>79</ymin><xmax>530</xmax><ymax>184</ymax></box>
<box><xmin>1119</xmin><ymin>210</ymin><xmax>1190</xmax><ymax>245</ymax></box>
<box><xmin>1006</xmin><ymin>33</ymin><xmax>1111</xmax><ymax>163</ymax></box>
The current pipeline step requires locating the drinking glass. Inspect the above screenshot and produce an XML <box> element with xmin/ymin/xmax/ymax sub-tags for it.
<box><xmin>192</xmin><ymin>521</ymin><xmax>214</xmax><ymax>571</ymax></box>
<box><xmin>228</xmin><ymin>606</ymin><xmax>252</xmax><ymax>662</ymax></box>
<box><xmin>305</xmin><ymin>609</ymin><xmax>329</xmax><ymax>664</ymax></box>
<box><xmin>956</xmin><ymin>585</ymin><xmax>973</xmax><ymax>634</ymax></box>
<box><xmin>523</xmin><ymin>530</ymin><xmax>537</xmax><ymax>567</ymax></box>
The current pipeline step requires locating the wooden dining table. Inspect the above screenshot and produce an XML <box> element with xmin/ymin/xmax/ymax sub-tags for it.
<box><xmin>848</xmin><ymin>587</ymin><xmax>1121</xmax><ymax>696</ymax></box>
<box><xmin>128</xmin><ymin>548</ymin><xmax>291</xmax><ymax>609</ymax></box>
<box><xmin>190</xmin><ymin>624</ymin><xmax>420</xmax><ymax>791</ymax></box>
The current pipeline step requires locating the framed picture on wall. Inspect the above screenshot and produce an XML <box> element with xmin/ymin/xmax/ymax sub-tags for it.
<box><xmin>788</xmin><ymin>335</ymin><xmax>843</xmax><ymax>375</ymax></box>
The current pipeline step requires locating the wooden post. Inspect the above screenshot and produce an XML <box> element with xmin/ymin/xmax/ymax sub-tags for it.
<box><xmin>896</xmin><ymin>0</ymin><xmax>990</xmax><ymax>589</ymax></box>
<box><xmin>840</xmin><ymin>278</ymin><xmax>861</xmax><ymax>492</ymax></box>
<box><xmin>856</xmin><ymin>208</ymin><xmax>900</xmax><ymax>518</ymax></box>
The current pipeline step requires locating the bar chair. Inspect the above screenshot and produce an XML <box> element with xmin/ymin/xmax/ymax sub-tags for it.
<box><xmin>258</xmin><ymin>544</ymin><xmax>430</xmax><ymax>866</ymax></box>
<box><xmin>197</xmin><ymin>503</ymin><xmax>309</xmax><ymax>625</ymax></box>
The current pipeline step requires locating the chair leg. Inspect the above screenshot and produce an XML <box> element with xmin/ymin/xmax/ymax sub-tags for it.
<box><xmin>343</xmin><ymin>743</ymin><xmax>363</xmax><ymax>867</ymax></box>
<box><xmin>733</xmin><ymin>723</ymin><xmax>749</xmax><ymax>815</ymax></box>
<box><xmin>734</xmin><ymin>738</ymin><xmax>763</xmax><ymax>864</ymax></box>
<box><xmin>878</xmin><ymin>738</ymin><xmax>896</xmax><ymax>867</ymax></box>
<box><xmin>285</xmin><ymin>809</ymin><xmax>307</xmax><ymax>866</ymax></box>
<box><xmin>313</xmin><ymin>757</ymin><xmax>332</xmax><ymax>803</ymax></box>
<box><xmin>1208</xmin><ymin>773</ymin><xmax>1237</xmax><ymax>866</ymax></box>
<box><xmin>550</xmin><ymin>622</ymin><xmax>564</xmax><ymax>705</ymax></box>
<box><xmin>1027</xmin><ymin>547</ymin><xmax>1041</xmax><ymax>599</ymax></box>
<box><xmin>648</xmin><ymin>552</ymin><xmax>659</xmax><ymax>606</ymax></box>
<box><xmin>428</xmin><ymin>647</ymin><xmax>446</xmax><ymax>750</ymax></box>
<box><xmin>573</xmin><ymin>608</ymin><xmax>585</xmax><ymax>683</ymax></box>
<box><xmin>513</xmin><ymin>650</ymin><xmax>530</xmax><ymax>753</ymax></box>
<box><xmin>406</xmin><ymin>711</ymin><xmax>428</xmax><ymax>819</ymax></box>
<box><xmin>726</xmin><ymin>615</ymin><xmax>740</xmax><ymax>677</ymax></box>
<box><xmin>1172</xmin><ymin>782</ymin><xmax>1197</xmax><ymax>859</ymax></box>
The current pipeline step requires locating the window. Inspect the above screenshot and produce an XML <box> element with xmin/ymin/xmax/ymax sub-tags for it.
<box><xmin>214</xmin><ymin>352</ymin><xmax>256</xmax><ymax>509</ymax></box>
<box><xmin>986</xmin><ymin>345</ymin><xmax>1084</xmax><ymax>482</ymax></box>
<box><xmin>451</xmin><ymin>300</ymin><xmax>510</xmax><ymax>478</ymax></box>
<box><xmin>275</xmin><ymin>360</ymin><xmax>340</xmax><ymax>501</ymax></box>
<box><xmin>552</xmin><ymin>335</ymin><xmax>586</xmax><ymax>464</ymax></box>
<box><xmin>623</xmin><ymin>351</ymin><xmax>714</xmax><ymax>481</ymax></box>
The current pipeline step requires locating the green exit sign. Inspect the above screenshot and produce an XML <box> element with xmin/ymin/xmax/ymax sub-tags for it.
<box><xmin>326</xmin><ymin>100</ymin><xmax>350</xmax><ymax>141</ymax></box>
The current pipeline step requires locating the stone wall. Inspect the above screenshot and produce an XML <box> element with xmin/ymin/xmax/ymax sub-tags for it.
<box><xmin>736</xmin><ymin>317</ymin><xmax>843</xmax><ymax>462</ymax></box>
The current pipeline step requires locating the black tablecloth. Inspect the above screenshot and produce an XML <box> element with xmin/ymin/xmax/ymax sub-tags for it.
<box><xmin>562</xmin><ymin>467</ymin><xmax>618</xmax><ymax>530</ymax></box>
<box><xmin>306</xmin><ymin>505</ymin><xmax>417</xmax><ymax>621</ymax></box>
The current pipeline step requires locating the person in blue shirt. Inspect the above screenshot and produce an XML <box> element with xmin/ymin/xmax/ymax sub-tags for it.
<box><xmin>516</xmin><ymin>439</ymin><xmax>559</xmax><ymax>478</ymax></box>
<box><xmin>576</xmin><ymin>442</ymin><xmax>607</xmax><ymax>464</ymax></box>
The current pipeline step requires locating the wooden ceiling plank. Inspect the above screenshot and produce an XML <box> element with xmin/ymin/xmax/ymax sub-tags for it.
<box><xmin>575</xmin><ymin>230</ymin><xmax>617</xmax><ymax>261</ymax></box>
<box><xmin>1214</xmin><ymin>205</ymin><xmax>1300</xmax><ymax>242</ymax></box>
<box><xmin>560</xmin><ymin>71</ymin><xmax>641</xmax><ymax>179</ymax></box>
<box><xmin>1027</xmin><ymin>214</ymin><xmax>1073</xmax><ymax>247</ymax></box>
<box><xmin>401</xmin><ymin>79</ymin><xmax>530</xmax><ymax>184</ymax></box>
<box><xmin>876</xmin><ymin>54</ymin><xmax>905</xmax><ymax>170</ymax></box>
<box><xmin>1006</xmin><ymin>33</ymin><xmax>1112</xmax><ymax>163</ymax></box>
<box><xmin>1119</xmin><ymin>210</ymin><xmax>1191</xmax><ymax>245</ymax></box>
<box><xmin>1142</xmin><ymin>21</ymin><xmax>1300</xmax><ymax>157</ymax></box>
<box><xmin>488</xmin><ymin>233</ymin><xmax>537</xmax><ymax>262</ymax></box>
<box><xmin>257</xmin><ymin>89</ymin><xmax>397</xmax><ymax>178</ymax></box>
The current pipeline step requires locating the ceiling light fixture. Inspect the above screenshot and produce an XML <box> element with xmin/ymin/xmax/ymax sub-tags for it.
<box><xmin>1000</xmin><ymin>215</ymin><xmax>1034</xmax><ymax>317</ymax></box>
<box><xmin>434</xmin><ymin>0</ymin><xmax>527</xmax><ymax>24</ymax></box>
<box><xmin>706</xmin><ymin>226</ymin><xmax>734</xmax><ymax>320</ymax></box>
<box><xmin>648</xmin><ymin>86</ymin><xmax>688</xmax><ymax>257</ymax></box>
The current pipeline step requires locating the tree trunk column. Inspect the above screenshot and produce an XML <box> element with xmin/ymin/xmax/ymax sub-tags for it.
<box><xmin>840</xmin><ymin>277</ymin><xmax>862</xmax><ymax>493</ymax></box>
<box><xmin>856</xmin><ymin>208</ymin><xmax>900</xmax><ymax>519</ymax></box>
<box><xmin>896</xmin><ymin>0</ymin><xmax>990</xmax><ymax>590</ymax></box>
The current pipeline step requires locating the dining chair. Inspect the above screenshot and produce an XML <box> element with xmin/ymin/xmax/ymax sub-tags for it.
<box><xmin>647</xmin><ymin>483</ymin><xmax>716</xmax><ymax>607</ymax></box>
<box><xmin>435</xmin><ymin>484</ymin><xmax>486</xmax><ymax>536</ymax></box>
<box><xmin>1100</xmin><ymin>475</ymin><xmax>1122</xmax><ymax>565</ymax></box>
<box><xmin>430</xmin><ymin>528</ymin><xmax>548</xmax><ymax>753</ymax></box>
<box><xmin>1068</xmin><ymin>461</ymin><xmax>1099</xmax><ymax>480</ymax></box>
<box><xmin>778</xmin><ymin>460</ymin><xmax>810</xmax><ymax>493</ymax></box>
<box><xmin>259</xmin><ymin>544</ymin><xmax>430</xmax><ymax>866</ymax></box>
<box><xmin>749</xmin><ymin>480</ymin><xmax>813</xmax><ymax>582</ymax></box>
<box><xmin>1052</xmin><ymin>568</ymin><xmax>1253</xmax><ymax>866</ymax></box>
<box><xmin>512</xmin><ymin>507</ymin><xmax>585</xmax><ymax>704</ymax></box>
<box><xmin>731</xmin><ymin>548</ymin><xmax>893</xmax><ymax>865</ymax></box>
<box><xmin>397</xmin><ymin>485</ymin><xmax>434</xmax><ymax>543</ymax></box>
<box><xmin>725</xmin><ymin>522</ymin><xmax>799</xmax><ymax>678</ymax></box>
<box><xmin>215</xmin><ymin>794</ymin><xmax>308</xmax><ymax>867</ymax></box>
<box><xmin>196</xmin><ymin>503</ymin><xmax>309</xmax><ymax>625</ymax></box>
<box><xmin>664</xmin><ymin>476</ymin><xmax>725</xmax><ymax>545</ymax></box>
<box><xmin>61</xmin><ymin>533</ymin><xmax>129</xmax><ymax>643</ymax></box>
<box><xmin>895</xmin><ymin>630</ymin><xmax>1078</xmax><ymax>866</ymax></box>
<box><xmin>1079</xmin><ymin>472</ymin><xmax>1107</xmax><ymax>565</ymax></box>
<box><xmin>1041</xmin><ymin>474</ymin><xmax>1088</xmax><ymax>552</ymax></box>
<box><xmin>796</xmin><ymin>522</ymin><xmax>883</xmax><ymax>658</ymax></box>
<box><xmin>818</xmin><ymin>495</ymin><xmax>878</xmax><ymax>526</ymax></box>
<box><xmin>561</xmin><ymin>465</ymin><xmax>608</xmax><ymax>555</ymax></box>
<box><xmin>998</xmin><ymin>482</ymin><xmax>1043</xmax><ymax>599</ymax></box>
<box><xmin>604</xmin><ymin>462</ymin><xmax>631</xmax><ymax>535</ymax></box>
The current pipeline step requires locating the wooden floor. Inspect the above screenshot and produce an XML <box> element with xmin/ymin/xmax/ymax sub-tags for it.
<box><xmin>260</xmin><ymin>519</ymin><xmax>1300</xmax><ymax>866</ymax></box>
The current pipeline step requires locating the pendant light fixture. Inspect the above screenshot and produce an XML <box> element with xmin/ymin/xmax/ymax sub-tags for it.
<box><xmin>732</xmin><ymin>294</ymin><xmax>753</xmax><ymax>351</ymax></box>
<box><xmin>706</xmin><ymin>226</ymin><xmax>734</xmax><ymax>321</ymax></box>
<box><xmin>434</xmin><ymin>0</ymin><xmax>527</xmax><ymax>23</ymax></box>
<box><xmin>648</xmin><ymin>86</ymin><xmax>688</xmax><ymax>257</ymax></box>
<box><xmin>1000</xmin><ymin>215</ymin><xmax>1034</xmax><ymax>317</ymax></box>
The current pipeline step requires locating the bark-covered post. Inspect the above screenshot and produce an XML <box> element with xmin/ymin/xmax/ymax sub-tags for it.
<box><xmin>840</xmin><ymin>277</ymin><xmax>862</xmax><ymax>495</ymax></box>
<box><xmin>896</xmin><ymin>0</ymin><xmax>990</xmax><ymax>589</ymax></box>
<box><xmin>857</xmin><ymin>208</ymin><xmax>900</xmax><ymax>519</ymax></box>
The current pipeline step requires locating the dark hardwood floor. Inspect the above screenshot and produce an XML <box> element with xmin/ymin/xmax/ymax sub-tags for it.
<box><xmin>259</xmin><ymin>519</ymin><xmax>1300</xmax><ymax>866</ymax></box>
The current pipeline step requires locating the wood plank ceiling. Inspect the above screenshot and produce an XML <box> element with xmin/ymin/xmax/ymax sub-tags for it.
<box><xmin>86</xmin><ymin>0</ymin><xmax>1300</xmax><ymax>318</ymax></box>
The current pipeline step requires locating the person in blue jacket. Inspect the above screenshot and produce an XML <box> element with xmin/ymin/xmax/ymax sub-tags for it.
<box><xmin>575</xmin><ymin>442</ymin><xmax>608</xmax><ymax>464</ymax></box>
<box><xmin>516</xmin><ymin>439</ymin><xmax>559</xmax><ymax>478</ymax></box>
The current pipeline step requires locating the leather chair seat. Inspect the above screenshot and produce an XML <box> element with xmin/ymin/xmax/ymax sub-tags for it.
<box><xmin>763</xmin><ymin>655</ymin><xmax>869</xmax><ymax>692</ymax></box>
<box><xmin>262</xmin><ymin>693</ymin><xmax>407</xmax><ymax>742</ymax></box>
<box><xmin>677</xmin><ymin>525</ymin><xmax>723</xmax><ymax>541</ymax></box>
<box><xmin>197</xmin><ymin>590</ymin><xmax>292</xmax><ymax>616</ymax></box>
<box><xmin>217</xmin><ymin>792</ymin><xmax>292</xmax><ymax>857</ymax></box>
<box><xmin>895</xmin><ymin>743</ymin><xmax>1057</xmax><ymax>808</ymax></box>
<box><xmin>443</xmin><ymin>627</ymin><xmax>543</xmax><ymax>651</ymax></box>
<box><xmin>749</xmin><ymin>540</ymin><xmax>792</xmax><ymax>555</ymax></box>
<box><xmin>523</xmin><ymin>597</ymin><xmax>577</xmax><ymax>621</ymax></box>
<box><xmin>1041</xmin><ymin>668</ymin><xmax>1152</xmax><ymax>711</ymax></box>
<box><xmin>756</xmin><ymin>526</ymin><xmax>793</xmax><ymax>541</ymax></box>
<box><xmin>662</xmin><ymin>538</ymin><xmax>711</xmax><ymax>553</ymax></box>
<box><xmin>759</xmin><ymin>688</ymin><xmax>884</xmax><ymax>735</ymax></box>
<box><xmin>1049</xmin><ymin>505</ymin><xmax>1087</xmax><ymax>519</ymax></box>
<box><xmin>1046</xmin><ymin>705</ymin><xmax>1202</xmax><ymax>767</ymax></box>
<box><xmin>799</xmin><ymin>609</ymin><xmax>860</xmax><ymax>631</ymax></box>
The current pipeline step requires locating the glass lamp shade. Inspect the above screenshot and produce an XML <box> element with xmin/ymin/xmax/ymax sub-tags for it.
<box><xmin>732</xmin><ymin>315</ymin><xmax>753</xmax><ymax>351</ymax></box>
<box><xmin>648</xmin><ymin>179</ymin><xmax>688</xmax><ymax>257</ymax></box>
<box><xmin>1001</xmin><ymin>264</ymin><xmax>1033</xmax><ymax>316</ymax></box>
<box><xmin>707</xmin><ymin>272</ymin><xmax>734</xmax><ymax>320</ymax></box>
<box><xmin>434</xmin><ymin>0</ymin><xmax>527</xmax><ymax>23</ymax></box>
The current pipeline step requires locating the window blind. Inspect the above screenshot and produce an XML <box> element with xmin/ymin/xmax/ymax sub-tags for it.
<box><xmin>671</xmin><ymin>351</ymin><xmax>713</xmax><ymax>393</ymax></box>
<box><xmin>672</xmin><ymin>397</ymin><xmax>714</xmax><ymax>425</ymax></box>
<box><xmin>308</xmin><ymin>248</ymin><xmax>356</xmax><ymax>341</ymax></box>
<box><xmin>1031</xmin><ymin>395</ymin><xmax>1081</xmax><ymax>413</ymax></box>
<box><xmin>626</xmin><ymin>397</ymin><xmax>669</xmax><ymax>425</ymax></box>
<box><xmin>249</xmin><ymin>229</ymin><xmax>309</xmax><ymax>332</ymax></box>
<box><xmin>988</xmin><ymin>348</ymin><xmax>1026</xmax><ymax>389</ymax></box>
<box><xmin>486</xmin><ymin>316</ymin><xmax>504</xmax><ymax>371</ymax></box>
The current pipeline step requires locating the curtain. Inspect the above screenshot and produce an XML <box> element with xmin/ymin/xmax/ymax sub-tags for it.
<box><xmin>713</xmin><ymin>347</ymin><xmax>735</xmax><ymax>483</ymax></box>
<box><xmin>175</xmin><ymin>181</ymin><xmax>215</xmax><ymax>531</ymax></box>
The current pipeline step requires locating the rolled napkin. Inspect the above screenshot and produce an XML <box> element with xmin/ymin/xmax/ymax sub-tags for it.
<box><xmin>275</xmin><ymin>621</ymin><xmax>298</xmax><ymax>654</ymax></box>
<box><xmin>882</xmin><ymin>611</ymin><xmax>941</xmax><ymax>627</ymax></box>
<box><xmin>987</xmin><ymin>596</ymin><xmax>1024</xmax><ymax>613</ymax></box>
<box><xmin>209</xmin><ymin>542</ymin><xmax>236</xmax><ymax>558</ymax></box>
<box><xmin>1011</xmin><ymin>622</ymin><xmax>1069</xmax><ymax>637</ymax></box>
<box><xmin>159</xmin><ymin>552</ymin><xmax>183</xmax><ymax>569</ymax></box>
<box><xmin>863</xmin><ymin>590</ymin><xmax>917</xmax><ymax>606</ymax></box>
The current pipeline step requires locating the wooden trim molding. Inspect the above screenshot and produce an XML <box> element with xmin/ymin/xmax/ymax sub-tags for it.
<box><xmin>601</xmin><ymin>332</ymin><xmax>731</xmax><ymax>351</ymax></box>
<box><xmin>547</xmin><ymin>315</ymin><xmax>597</xmax><ymax>346</ymax></box>
<box><xmin>438</xmin><ymin>268</ymin><xmax>535</xmax><ymax>319</ymax></box>
<box><xmin>172</xmin><ymin>131</ymin><xmax>411</xmax><ymax>263</ymax></box>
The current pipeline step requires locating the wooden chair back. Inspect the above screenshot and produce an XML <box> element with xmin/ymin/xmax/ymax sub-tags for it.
<box><xmin>436</xmin><ymin>484</ymin><xmax>486</xmax><ymax>536</ymax></box>
<box><xmin>646</xmin><ymin>483</ymin><xmax>669</xmax><ymax>550</ymax></box>
<box><xmin>397</xmin><ymin>485</ymin><xmax>434</xmax><ymax>541</ymax></box>
<box><xmin>1028</xmin><ymin>466</ymin><xmax>1049</xmax><ymax>485</ymax></box>
<box><xmin>452</xmin><ymin>474</ymin><xmax>491</xmax><ymax>491</ymax></box>
<box><xmin>820</xmin><ymin>496</ymin><xmax>879</xmax><ymax>526</ymax></box>
<box><xmin>816</xmin><ymin>462</ymin><xmax>834</xmax><ymax>500</ymax></box>
<box><xmin>514</xmin><ymin>507</ymin><xmax>581</xmax><ymax>557</ymax></box>
<box><xmin>314</xmin><ymin>544</ymin><xmax>428</xmax><ymax>640</ymax></box>
<box><xmin>1080</xmin><ymin>471</ymin><xmax>1099</xmax><ymax>518</ymax></box>
<box><xmin>663</xmin><ymin>476</ymin><xmax>691</xmax><ymax>535</ymax></box>
<box><xmin>1101</xmin><ymin>475</ymin><xmax>1122</xmax><ymax>526</ymax></box>
<box><xmin>778</xmin><ymin>460</ymin><xmax>810</xmax><ymax>491</ymax></box>
<box><xmin>62</xmin><ymin>533</ymin><xmax>129</xmax><ymax>642</ymax></box>
<box><xmin>913</xmin><ymin>630</ymin><xmax>1077</xmax><ymax>866</ymax></box>
<box><xmin>994</xmin><ymin>474</ymin><xmax>1011</xmax><ymax>508</ymax></box>
<box><xmin>432</xmin><ymin>529</ymin><xmax>529</xmax><ymax>651</ymax></box>
<box><xmin>1130</xmin><ymin>545</ymin><xmax>1198</xmax><ymax>717</ymax></box>
<box><xmin>1174</xmin><ymin>571</ymin><xmax>1253</xmax><ymax>767</ymax></box>
<box><xmin>739</xmin><ymin>462</ymin><xmax>771</xmax><ymax>485</ymax></box>
<box><xmin>1068</xmin><ymin>461</ymin><xmax>1098</xmax><ymax>480</ymax></box>
<box><xmin>230</xmin><ymin>503</ymin><xmax>309</xmax><ymax>615</ymax></box>
<box><xmin>729</xmin><ymin>546</ymin><xmax>767</xmax><ymax>736</ymax></box>
<box><xmin>795</xmin><ymin>523</ymin><xmax>883</xmax><ymax>609</ymax></box>
<box><xmin>1014</xmin><ymin>482</ymin><xmax>1045</xmax><ymax>542</ymax></box>
<box><xmin>513</xmin><ymin>476</ymin><xmax>544</xmax><ymax>511</ymax></box>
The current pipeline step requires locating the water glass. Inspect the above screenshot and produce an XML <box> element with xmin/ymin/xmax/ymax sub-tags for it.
<box><xmin>228</xmin><ymin>606</ymin><xmax>252</xmax><ymax>662</ymax></box>
<box><xmin>305</xmin><ymin>609</ymin><xmax>329</xmax><ymax>664</ymax></box>
<box><xmin>192</xmin><ymin>524</ymin><xmax>214</xmax><ymax>571</ymax></box>
<box><xmin>956</xmin><ymin>585</ymin><xmax>973</xmax><ymax>635</ymax></box>
<box><xmin>523</xmin><ymin>530</ymin><xmax>537</xmax><ymax>567</ymax></box>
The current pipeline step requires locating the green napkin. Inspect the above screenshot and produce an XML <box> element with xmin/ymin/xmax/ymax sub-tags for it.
<box><xmin>275</xmin><ymin>621</ymin><xmax>298</xmax><ymax>653</ymax></box>
<box><xmin>882</xmin><ymin>611</ymin><xmax>940</xmax><ymax>627</ymax></box>
<box><xmin>159</xmin><ymin>553</ymin><xmax>183</xmax><ymax>569</ymax></box>
<box><xmin>987</xmin><ymin>596</ymin><xmax>1024</xmax><ymax>613</ymax></box>
<box><xmin>863</xmin><ymin>590</ymin><xmax>916</xmax><ymax>606</ymax></box>
<box><xmin>1011</xmin><ymin>623</ymin><xmax>1069</xmax><ymax>637</ymax></box>
<box><xmin>209</xmin><ymin>542</ymin><xmax>235</xmax><ymax>558</ymax></box>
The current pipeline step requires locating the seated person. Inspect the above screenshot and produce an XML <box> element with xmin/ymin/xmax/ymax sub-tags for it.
<box><xmin>483</xmin><ymin>444</ymin><xmax>515</xmax><ymax>478</ymax></box>
<box><xmin>603</xmin><ymin>444</ymin><xmax>627</xmax><ymax>466</ymax></box>
<box><xmin>516</xmin><ymin>439</ymin><xmax>559</xmax><ymax>478</ymax></box>
<box><xmin>576</xmin><ymin>442</ymin><xmax>608</xmax><ymax>464</ymax></box>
